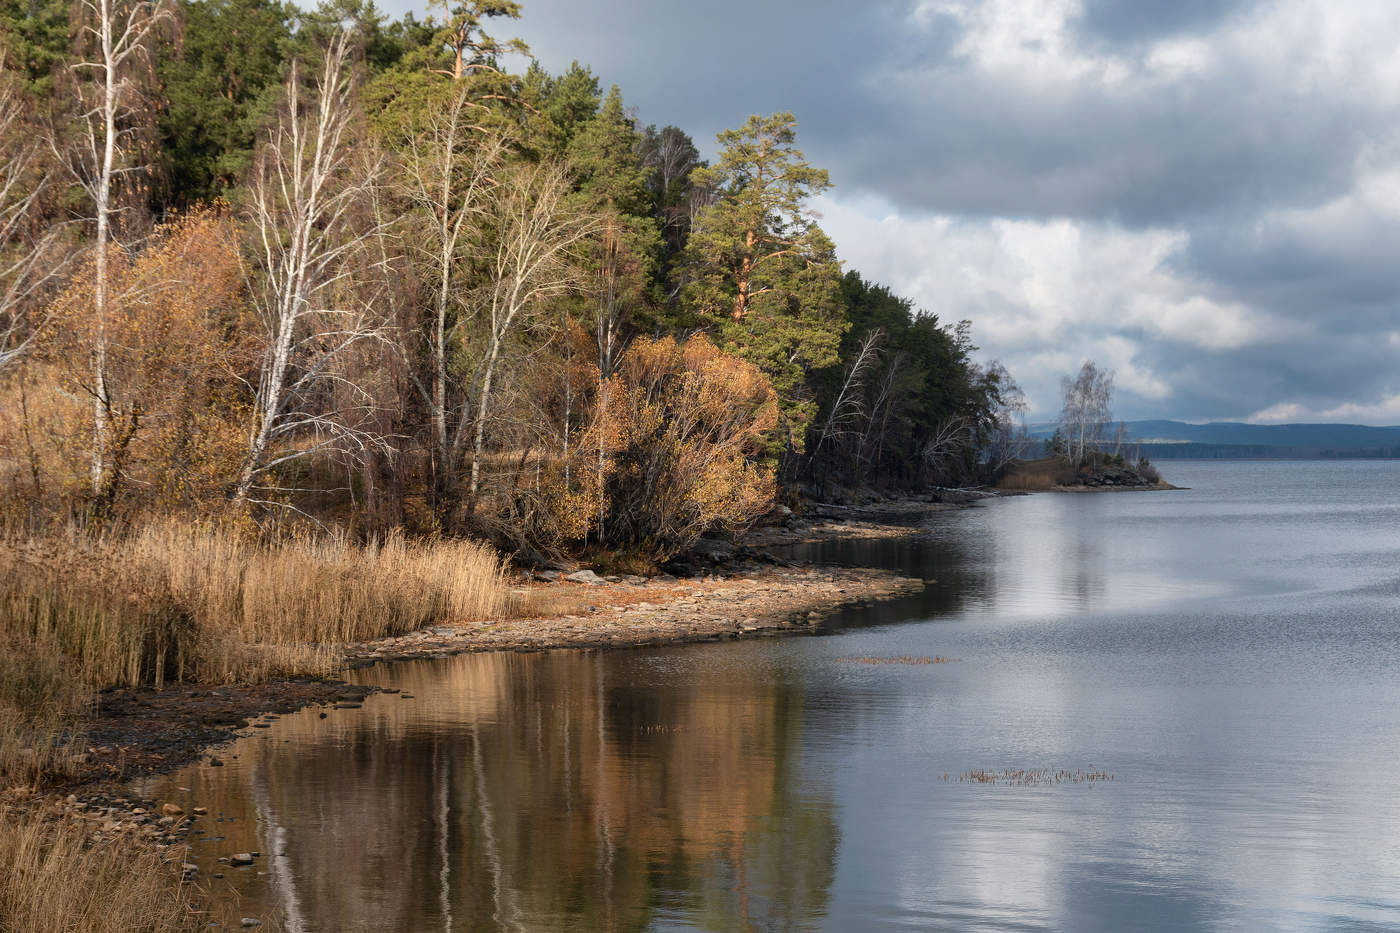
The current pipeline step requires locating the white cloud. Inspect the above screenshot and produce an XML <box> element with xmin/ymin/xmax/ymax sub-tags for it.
<box><xmin>1252</xmin><ymin>394</ymin><xmax>1400</xmax><ymax>425</ymax></box>
<box><xmin>819</xmin><ymin>195</ymin><xmax>1274</xmax><ymax>419</ymax></box>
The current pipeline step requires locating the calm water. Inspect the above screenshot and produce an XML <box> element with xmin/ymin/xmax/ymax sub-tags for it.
<box><xmin>141</xmin><ymin>461</ymin><xmax>1400</xmax><ymax>931</ymax></box>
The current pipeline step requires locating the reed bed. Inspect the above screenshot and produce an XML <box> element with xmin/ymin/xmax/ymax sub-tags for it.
<box><xmin>0</xmin><ymin>808</ymin><xmax>202</xmax><ymax>933</ymax></box>
<box><xmin>0</xmin><ymin>523</ymin><xmax>511</xmax><ymax>691</ymax></box>
<box><xmin>995</xmin><ymin>458</ymin><xmax>1077</xmax><ymax>491</ymax></box>
<box><xmin>0</xmin><ymin>522</ymin><xmax>511</xmax><ymax>785</ymax></box>
<box><xmin>0</xmin><ymin>638</ymin><xmax>93</xmax><ymax>787</ymax></box>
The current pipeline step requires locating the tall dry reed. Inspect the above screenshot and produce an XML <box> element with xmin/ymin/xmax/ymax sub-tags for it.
<box><xmin>0</xmin><ymin>809</ymin><xmax>202</xmax><ymax>933</ymax></box>
<box><xmin>0</xmin><ymin>523</ymin><xmax>510</xmax><ymax>784</ymax></box>
<box><xmin>0</xmin><ymin>523</ymin><xmax>511</xmax><ymax>689</ymax></box>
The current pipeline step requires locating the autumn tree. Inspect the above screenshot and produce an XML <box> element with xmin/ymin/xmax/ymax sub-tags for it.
<box><xmin>588</xmin><ymin>335</ymin><xmax>777</xmax><ymax>563</ymax></box>
<box><xmin>66</xmin><ymin>0</ymin><xmax>170</xmax><ymax>495</ymax></box>
<box><xmin>236</xmin><ymin>30</ymin><xmax>391</xmax><ymax>510</ymax></box>
<box><xmin>41</xmin><ymin>209</ymin><xmax>246</xmax><ymax>520</ymax></box>
<box><xmin>681</xmin><ymin>112</ymin><xmax>844</xmax><ymax>449</ymax></box>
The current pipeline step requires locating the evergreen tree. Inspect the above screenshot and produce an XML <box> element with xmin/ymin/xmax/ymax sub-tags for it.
<box><xmin>524</xmin><ymin>60</ymin><xmax>600</xmax><ymax>156</ymax></box>
<box><xmin>0</xmin><ymin>0</ymin><xmax>68</xmax><ymax>95</ymax></box>
<box><xmin>156</xmin><ymin>0</ymin><xmax>293</xmax><ymax>206</ymax></box>
<box><xmin>566</xmin><ymin>85</ymin><xmax>660</xmax><ymax>370</ymax></box>
<box><xmin>681</xmin><ymin>112</ymin><xmax>845</xmax><ymax>449</ymax></box>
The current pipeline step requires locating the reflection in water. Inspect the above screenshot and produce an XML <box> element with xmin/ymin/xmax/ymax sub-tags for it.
<box><xmin>142</xmin><ymin>461</ymin><xmax>1400</xmax><ymax>931</ymax></box>
<box><xmin>149</xmin><ymin>650</ymin><xmax>838</xmax><ymax>932</ymax></box>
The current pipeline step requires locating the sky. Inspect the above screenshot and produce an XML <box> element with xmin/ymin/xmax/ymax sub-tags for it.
<box><xmin>384</xmin><ymin>0</ymin><xmax>1400</xmax><ymax>423</ymax></box>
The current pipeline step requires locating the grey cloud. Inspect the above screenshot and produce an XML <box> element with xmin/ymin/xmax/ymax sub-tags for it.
<box><xmin>843</xmin><ymin>49</ymin><xmax>1369</xmax><ymax>228</ymax></box>
<box><xmin>1075</xmin><ymin>0</ymin><xmax>1266</xmax><ymax>45</ymax></box>
<box><xmin>371</xmin><ymin>0</ymin><xmax>1400</xmax><ymax>422</ymax></box>
<box><xmin>1178</xmin><ymin>210</ymin><xmax>1400</xmax><ymax>325</ymax></box>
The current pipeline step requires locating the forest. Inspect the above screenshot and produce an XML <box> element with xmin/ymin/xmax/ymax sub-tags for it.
<box><xmin>0</xmin><ymin>0</ymin><xmax>1020</xmax><ymax>563</ymax></box>
<box><xmin>0</xmin><ymin>3</ymin><xmax>1028</xmax><ymax>922</ymax></box>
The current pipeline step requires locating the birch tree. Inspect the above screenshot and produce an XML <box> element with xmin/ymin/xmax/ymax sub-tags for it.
<box><xmin>811</xmin><ymin>328</ymin><xmax>882</xmax><ymax>462</ymax></box>
<box><xmin>0</xmin><ymin>61</ymin><xmax>69</xmax><ymax>373</ymax></box>
<box><xmin>235</xmin><ymin>30</ymin><xmax>390</xmax><ymax>509</ymax></box>
<box><xmin>389</xmin><ymin>83</ymin><xmax>508</xmax><ymax>517</ymax></box>
<box><xmin>982</xmin><ymin>360</ymin><xmax>1031</xmax><ymax>476</ymax></box>
<box><xmin>1059</xmin><ymin>360</ymin><xmax>1114</xmax><ymax>468</ymax></box>
<box><xmin>465</xmin><ymin>159</ymin><xmax>603</xmax><ymax>510</ymax></box>
<box><xmin>67</xmin><ymin>0</ymin><xmax>169</xmax><ymax>492</ymax></box>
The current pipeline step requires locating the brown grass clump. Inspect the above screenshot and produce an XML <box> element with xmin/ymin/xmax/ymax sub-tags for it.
<box><xmin>135</xmin><ymin>523</ymin><xmax>511</xmax><ymax>678</ymax></box>
<box><xmin>0</xmin><ymin>808</ymin><xmax>203</xmax><ymax>933</ymax></box>
<box><xmin>0</xmin><ymin>642</ymin><xmax>93</xmax><ymax>787</ymax></box>
<box><xmin>0</xmin><ymin>522</ymin><xmax>511</xmax><ymax>785</ymax></box>
<box><xmin>995</xmin><ymin>457</ymin><xmax>1077</xmax><ymax>491</ymax></box>
<box><xmin>0</xmin><ymin>522</ymin><xmax>511</xmax><ymax>690</ymax></box>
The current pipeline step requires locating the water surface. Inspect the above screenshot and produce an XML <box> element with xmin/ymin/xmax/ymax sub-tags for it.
<box><xmin>142</xmin><ymin>461</ymin><xmax>1400</xmax><ymax>931</ymax></box>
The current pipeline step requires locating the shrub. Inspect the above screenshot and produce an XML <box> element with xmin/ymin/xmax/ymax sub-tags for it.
<box><xmin>600</xmin><ymin>336</ymin><xmax>777</xmax><ymax>561</ymax></box>
<box><xmin>516</xmin><ymin>335</ymin><xmax>778</xmax><ymax>565</ymax></box>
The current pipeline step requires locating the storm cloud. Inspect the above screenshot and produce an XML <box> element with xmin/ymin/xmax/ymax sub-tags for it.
<box><xmin>382</xmin><ymin>0</ymin><xmax>1400</xmax><ymax>422</ymax></box>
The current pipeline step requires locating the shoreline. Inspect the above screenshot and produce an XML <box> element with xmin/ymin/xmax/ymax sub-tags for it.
<box><xmin>1048</xmin><ymin>481</ymin><xmax>1182</xmax><ymax>493</ymax></box>
<box><xmin>31</xmin><ymin>481</ymin><xmax>1166</xmax><ymax>849</ymax></box>
<box><xmin>42</xmin><ymin>483</ymin><xmax>1173</xmax><ymax>802</ymax></box>
<box><xmin>15</xmin><ymin>558</ymin><xmax>922</xmax><ymax>873</ymax></box>
<box><xmin>48</xmin><ymin>561</ymin><xmax>925</xmax><ymax>805</ymax></box>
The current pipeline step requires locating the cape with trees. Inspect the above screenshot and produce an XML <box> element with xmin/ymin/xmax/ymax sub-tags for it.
<box><xmin>0</xmin><ymin>0</ymin><xmax>1022</xmax><ymax>564</ymax></box>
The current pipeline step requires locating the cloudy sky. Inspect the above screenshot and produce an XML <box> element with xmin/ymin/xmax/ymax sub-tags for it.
<box><xmin>386</xmin><ymin>0</ymin><xmax>1400</xmax><ymax>423</ymax></box>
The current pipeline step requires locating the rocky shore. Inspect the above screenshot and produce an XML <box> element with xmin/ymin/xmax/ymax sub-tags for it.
<box><xmin>6</xmin><ymin>553</ymin><xmax>925</xmax><ymax>909</ymax></box>
<box><xmin>347</xmin><ymin>565</ymin><xmax>924</xmax><ymax>664</ymax></box>
<box><xmin>51</xmin><ymin>557</ymin><xmax>922</xmax><ymax>801</ymax></box>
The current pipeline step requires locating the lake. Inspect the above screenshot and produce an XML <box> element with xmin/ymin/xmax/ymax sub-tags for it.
<box><xmin>140</xmin><ymin>460</ymin><xmax>1400</xmax><ymax>931</ymax></box>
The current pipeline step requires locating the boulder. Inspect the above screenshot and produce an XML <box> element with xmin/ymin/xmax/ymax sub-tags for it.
<box><xmin>564</xmin><ymin>569</ymin><xmax>605</xmax><ymax>585</ymax></box>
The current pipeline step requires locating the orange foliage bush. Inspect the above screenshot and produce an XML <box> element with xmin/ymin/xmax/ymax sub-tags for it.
<box><xmin>502</xmin><ymin>335</ymin><xmax>775</xmax><ymax>563</ymax></box>
<box><xmin>589</xmin><ymin>334</ymin><xmax>776</xmax><ymax>562</ymax></box>
<box><xmin>2</xmin><ymin>208</ymin><xmax>249</xmax><ymax>520</ymax></box>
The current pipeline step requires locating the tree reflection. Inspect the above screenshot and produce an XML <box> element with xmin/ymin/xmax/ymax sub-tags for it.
<box><xmin>182</xmin><ymin>649</ymin><xmax>839</xmax><ymax>932</ymax></box>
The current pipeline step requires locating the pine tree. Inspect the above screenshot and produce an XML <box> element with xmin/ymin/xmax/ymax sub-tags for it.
<box><xmin>155</xmin><ymin>0</ymin><xmax>292</xmax><ymax>206</ymax></box>
<box><xmin>681</xmin><ymin>112</ymin><xmax>845</xmax><ymax>449</ymax></box>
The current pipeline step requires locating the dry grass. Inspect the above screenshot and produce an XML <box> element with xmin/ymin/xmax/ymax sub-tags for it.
<box><xmin>0</xmin><ymin>522</ymin><xmax>511</xmax><ymax>687</ymax></box>
<box><xmin>0</xmin><ymin>641</ymin><xmax>93</xmax><ymax>788</ymax></box>
<box><xmin>996</xmin><ymin>457</ymin><xmax>1077</xmax><ymax>491</ymax></box>
<box><xmin>0</xmin><ymin>522</ymin><xmax>511</xmax><ymax>785</ymax></box>
<box><xmin>0</xmin><ymin>808</ymin><xmax>203</xmax><ymax>933</ymax></box>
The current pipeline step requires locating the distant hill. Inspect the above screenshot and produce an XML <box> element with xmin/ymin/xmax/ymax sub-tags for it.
<box><xmin>1026</xmin><ymin>421</ymin><xmax>1400</xmax><ymax>459</ymax></box>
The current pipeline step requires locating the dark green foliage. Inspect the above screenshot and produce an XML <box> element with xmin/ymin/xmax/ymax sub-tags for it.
<box><xmin>0</xmin><ymin>0</ymin><xmax>68</xmax><ymax>95</ymax></box>
<box><xmin>524</xmin><ymin>60</ymin><xmax>601</xmax><ymax>156</ymax></box>
<box><xmin>155</xmin><ymin>0</ymin><xmax>293</xmax><ymax>206</ymax></box>
<box><xmin>680</xmin><ymin>113</ymin><xmax>845</xmax><ymax>449</ymax></box>
<box><xmin>803</xmin><ymin>272</ymin><xmax>1008</xmax><ymax>491</ymax></box>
